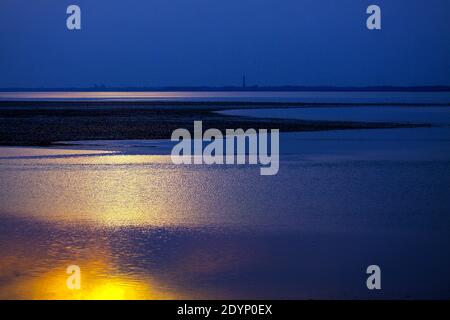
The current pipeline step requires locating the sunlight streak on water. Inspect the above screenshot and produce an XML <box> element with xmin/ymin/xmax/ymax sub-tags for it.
<box><xmin>1</xmin><ymin>91</ymin><xmax>450</xmax><ymax>103</ymax></box>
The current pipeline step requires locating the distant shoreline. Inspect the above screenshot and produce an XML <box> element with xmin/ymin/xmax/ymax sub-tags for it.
<box><xmin>1</xmin><ymin>86</ymin><xmax>450</xmax><ymax>93</ymax></box>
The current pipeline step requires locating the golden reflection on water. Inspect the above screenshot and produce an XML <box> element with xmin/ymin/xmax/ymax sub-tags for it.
<box><xmin>0</xmin><ymin>150</ymin><xmax>264</xmax><ymax>228</ymax></box>
<box><xmin>0</xmin><ymin>260</ymin><xmax>174</xmax><ymax>300</ymax></box>
<box><xmin>0</xmin><ymin>154</ymin><xmax>200</xmax><ymax>227</ymax></box>
<box><xmin>0</xmin><ymin>222</ymin><xmax>184</xmax><ymax>300</ymax></box>
<box><xmin>0</xmin><ymin>149</ymin><xmax>270</xmax><ymax>299</ymax></box>
<box><xmin>0</xmin><ymin>150</ymin><xmax>192</xmax><ymax>298</ymax></box>
<box><xmin>0</xmin><ymin>91</ymin><xmax>203</xmax><ymax>100</ymax></box>
<box><xmin>0</xmin><ymin>91</ymin><xmax>319</xmax><ymax>101</ymax></box>
<box><xmin>0</xmin><ymin>215</ymin><xmax>252</xmax><ymax>300</ymax></box>
<box><xmin>0</xmin><ymin>91</ymin><xmax>264</xmax><ymax>100</ymax></box>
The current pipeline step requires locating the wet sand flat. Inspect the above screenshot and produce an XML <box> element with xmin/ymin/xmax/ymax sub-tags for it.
<box><xmin>0</xmin><ymin>101</ymin><xmax>425</xmax><ymax>146</ymax></box>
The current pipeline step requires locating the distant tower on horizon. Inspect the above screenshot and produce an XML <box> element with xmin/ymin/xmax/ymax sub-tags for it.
<box><xmin>242</xmin><ymin>74</ymin><xmax>246</xmax><ymax>89</ymax></box>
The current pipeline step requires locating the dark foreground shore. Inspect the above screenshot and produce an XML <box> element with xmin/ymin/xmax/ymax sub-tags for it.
<box><xmin>0</xmin><ymin>101</ymin><xmax>427</xmax><ymax>146</ymax></box>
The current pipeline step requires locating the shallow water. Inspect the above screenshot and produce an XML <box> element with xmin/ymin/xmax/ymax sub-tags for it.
<box><xmin>220</xmin><ymin>106</ymin><xmax>450</xmax><ymax>125</ymax></box>
<box><xmin>1</xmin><ymin>105</ymin><xmax>450</xmax><ymax>299</ymax></box>
<box><xmin>2</xmin><ymin>91</ymin><xmax>450</xmax><ymax>104</ymax></box>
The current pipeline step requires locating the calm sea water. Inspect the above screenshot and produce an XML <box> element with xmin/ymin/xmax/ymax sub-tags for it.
<box><xmin>220</xmin><ymin>106</ymin><xmax>450</xmax><ymax>124</ymax></box>
<box><xmin>0</xmin><ymin>97</ymin><xmax>450</xmax><ymax>299</ymax></box>
<box><xmin>1</xmin><ymin>90</ymin><xmax>450</xmax><ymax>104</ymax></box>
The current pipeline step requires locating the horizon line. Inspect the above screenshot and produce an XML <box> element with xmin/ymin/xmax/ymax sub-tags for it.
<box><xmin>1</xmin><ymin>85</ymin><xmax>450</xmax><ymax>93</ymax></box>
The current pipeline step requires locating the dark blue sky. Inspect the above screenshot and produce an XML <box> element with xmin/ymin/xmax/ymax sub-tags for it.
<box><xmin>1</xmin><ymin>0</ymin><xmax>449</xmax><ymax>88</ymax></box>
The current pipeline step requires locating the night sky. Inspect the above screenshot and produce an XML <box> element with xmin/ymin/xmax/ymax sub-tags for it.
<box><xmin>1</xmin><ymin>0</ymin><xmax>449</xmax><ymax>88</ymax></box>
